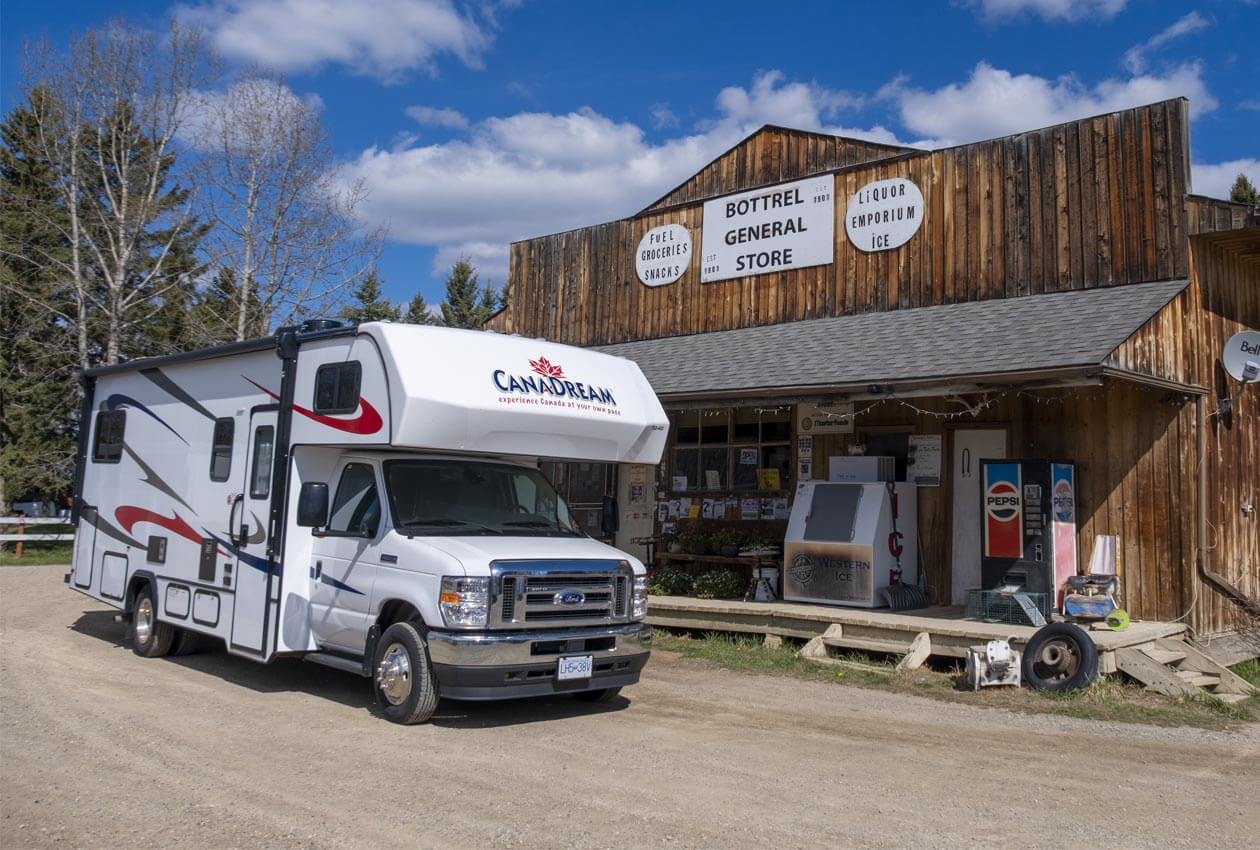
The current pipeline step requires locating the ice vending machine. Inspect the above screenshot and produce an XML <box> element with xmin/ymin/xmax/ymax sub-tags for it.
<box><xmin>980</xmin><ymin>459</ymin><xmax>1078</xmax><ymax>599</ymax></box>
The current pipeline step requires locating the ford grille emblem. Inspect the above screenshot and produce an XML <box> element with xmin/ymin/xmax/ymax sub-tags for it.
<box><xmin>555</xmin><ymin>591</ymin><xmax>585</xmax><ymax>606</ymax></box>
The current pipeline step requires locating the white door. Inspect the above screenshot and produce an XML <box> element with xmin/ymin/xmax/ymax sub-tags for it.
<box><xmin>950</xmin><ymin>428</ymin><xmax>1006</xmax><ymax>604</ymax></box>
<box><xmin>309</xmin><ymin>460</ymin><xmax>382</xmax><ymax>653</ymax></box>
<box><xmin>229</xmin><ymin>410</ymin><xmax>278</xmax><ymax>654</ymax></box>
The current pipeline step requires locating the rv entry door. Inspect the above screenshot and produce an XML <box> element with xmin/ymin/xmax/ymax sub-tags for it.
<box><xmin>229</xmin><ymin>409</ymin><xmax>278</xmax><ymax>654</ymax></box>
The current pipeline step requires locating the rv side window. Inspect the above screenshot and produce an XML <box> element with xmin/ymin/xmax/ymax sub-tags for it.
<box><xmin>249</xmin><ymin>426</ymin><xmax>275</xmax><ymax>499</ymax></box>
<box><xmin>91</xmin><ymin>410</ymin><xmax>126</xmax><ymax>463</ymax></box>
<box><xmin>328</xmin><ymin>463</ymin><xmax>380</xmax><ymax>537</ymax></box>
<box><xmin>209</xmin><ymin>418</ymin><xmax>234</xmax><ymax>482</ymax></box>
<box><xmin>314</xmin><ymin>361</ymin><xmax>362</xmax><ymax>414</ymax></box>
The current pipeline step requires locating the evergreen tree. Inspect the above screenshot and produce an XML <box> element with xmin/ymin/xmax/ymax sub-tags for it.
<box><xmin>438</xmin><ymin>259</ymin><xmax>507</xmax><ymax>329</ymax></box>
<box><xmin>0</xmin><ymin>100</ymin><xmax>78</xmax><ymax>505</ymax></box>
<box><xmin>1229</xmin><ymin>173</ymin><xmax>1259</xmax><ymax>206</ymax></box>
<box><xmin>340</xmin><ymin>271</ymin><xmax>401</xmax><ymax>323</ymax></box>
<box><xmin>403</xmin><ymin>291</ymin><xmax>440</xmax><ymax>325</ymax></box>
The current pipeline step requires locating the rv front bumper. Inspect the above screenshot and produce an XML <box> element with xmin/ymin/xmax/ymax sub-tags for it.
<box><xmin>426</xmin><ymin>622</ymin><xmax>651</xmax><ymax>700</ymax></box>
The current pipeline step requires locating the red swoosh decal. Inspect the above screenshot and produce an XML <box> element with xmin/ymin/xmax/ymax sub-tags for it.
<box><xmin>243</xmin><ymin>376</ymin><xmax>383</xmax><ymax>435</ymax></box>
<box><xmin>116</xmin><ymin>506</ymin><xmax>202</xmax><ymax>545</ymax></box>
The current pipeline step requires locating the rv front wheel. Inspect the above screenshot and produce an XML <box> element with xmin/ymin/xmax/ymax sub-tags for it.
<box><xmin>373</xmin><ymin>622</ymin><xmax>439</xmax><ymax>724</ymax></box>
<box><xmin>131</xmin><ymin>586</ymin><xmax>174</xmax><ymax>658</ymax></box>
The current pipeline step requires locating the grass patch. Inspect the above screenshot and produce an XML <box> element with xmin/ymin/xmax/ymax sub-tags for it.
<box><xmin>1231</xmin><ymin>658</ymin><xmax>1260</xmax><ymax>688</ymax></box>
<box><xmin>0</xmin><ymin>541</ymin><xmax>73</xmax><ymax>567</ymax></box>
<box><xmin>652</xmin><ymin>628</ymin><xmax>1258</xmax><ymax>730</ymax></box>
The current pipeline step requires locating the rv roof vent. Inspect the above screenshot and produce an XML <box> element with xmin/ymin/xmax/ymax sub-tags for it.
<box><xmin>299</xmin><ymin>318</ymin><xmax>346</xmax><ymax>333</ymax></box>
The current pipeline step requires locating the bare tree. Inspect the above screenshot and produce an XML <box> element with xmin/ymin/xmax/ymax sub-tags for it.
<box><xmin>189</xmin><ymin>75</ymin><xmax>382</xmax><ymax>339</ymax></box>
<box><xmin>16</xmin><ymin>20</ymin><xmax>212</xmax><ymax>365</ymax></box>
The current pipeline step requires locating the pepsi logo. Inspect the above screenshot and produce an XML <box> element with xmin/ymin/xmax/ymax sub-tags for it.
<box><xmin>985</xmin><ymin>481</ymin><xmax>1020</xmax><ymax>521</ymax></box>
<box><xmin>1053</xmin><ymin>479</ymin><xmax>1074</xmax><ymax>522</ymax></box>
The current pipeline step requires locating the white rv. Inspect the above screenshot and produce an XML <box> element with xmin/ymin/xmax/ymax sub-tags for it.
<box><xmin>68</xmin><ymin>320</ymin><xmax>668</xmax><ymax>724</ymax></box>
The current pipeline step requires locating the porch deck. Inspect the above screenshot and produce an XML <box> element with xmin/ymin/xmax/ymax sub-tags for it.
<box><xmin>646</xmin><ymin>595</ymin><xmax>1187</xmax><ymax>674</ymax></box>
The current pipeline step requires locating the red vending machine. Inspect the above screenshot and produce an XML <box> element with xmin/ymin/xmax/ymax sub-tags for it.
<box><xmin>979</xmin><ymin>460</ymin><xmax>1078</xmax><ymax>602</ymax></box>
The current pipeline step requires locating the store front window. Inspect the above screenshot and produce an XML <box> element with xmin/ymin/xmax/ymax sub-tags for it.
<box><xmin>670</xmin><ymin>407</ymin><xmax>791</xmax><ymax>493</ymax></box>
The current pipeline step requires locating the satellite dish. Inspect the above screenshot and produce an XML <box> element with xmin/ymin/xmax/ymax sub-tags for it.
<box><xmin>1222</xmin><ymin>330</ymin><xmax>1260</xmax><ymax>382</ymax></box>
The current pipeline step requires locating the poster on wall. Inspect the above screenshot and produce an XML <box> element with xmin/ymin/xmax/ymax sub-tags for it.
<box><xmin>797</xmin><ymin>402</ymin><xmax>855</xmax><ymax>434</ymax></box>
<box><xmin>700</xmin><ymin>175</ymin><xmax>834</xmax><ymax>283</ymax></box>
<box><xmin>635</xmin><ymin>223</ymin><xmax>691</xmax><ymax>286</ymax></box>
<box><xmin>845</xmin><ymin>177</ymin><xmax>924</xmax><ymax>253</ymax></box>
<box><xmin>907</xmin><ymin>434</ymin><xmax>942</xmax><ymax>486</ymax></box>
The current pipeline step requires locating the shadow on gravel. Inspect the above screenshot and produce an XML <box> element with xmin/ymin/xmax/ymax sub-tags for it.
<box><xmin>69</xmin><ymin>610</ymin><xmax>630</xmax><ymax>728</ymax></box>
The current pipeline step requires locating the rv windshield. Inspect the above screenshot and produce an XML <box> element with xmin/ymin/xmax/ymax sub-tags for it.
<box><xmin>383</xmin><ymin>459</ymin><xmax>582</xmax><ymax>537</ymax></box>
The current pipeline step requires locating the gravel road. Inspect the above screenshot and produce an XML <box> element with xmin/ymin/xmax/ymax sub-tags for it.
<box><xmin>2</xmin><ymin>564</ymin><xmax>1257</xmax><ymax>849</ymax></box>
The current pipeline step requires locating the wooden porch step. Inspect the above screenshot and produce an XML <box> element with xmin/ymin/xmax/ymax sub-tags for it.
<box><xmin>1143</xmin><ymin>647</ymin><xmax>1187</xmax><ymax>665</ymax></box>
<box><xmin>820</xmin><ymin>635</ymin><xmax>913</xmax><ymax>657</ymax></box>
<box><xmin>1215</xmin><ymin>693</ymin><xmax>1250</xmax><ymax>705</ymax></box>
<box><xmin>1175</xmin><ymin>670</ymin><xmax>1221</xmax><ymax>688</ymax></box>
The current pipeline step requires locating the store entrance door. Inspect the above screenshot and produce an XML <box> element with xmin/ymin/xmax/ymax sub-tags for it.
<box><xmin>950</xmin><ymin>428</ymin><xmax>1007</xmax><ymax>604</ymax></box>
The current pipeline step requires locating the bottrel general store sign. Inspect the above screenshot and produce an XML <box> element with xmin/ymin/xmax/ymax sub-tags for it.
<box><xmin>700</xmin><ymin>175</ymin><xmax>834</xmax><ymax>283</ymax></box>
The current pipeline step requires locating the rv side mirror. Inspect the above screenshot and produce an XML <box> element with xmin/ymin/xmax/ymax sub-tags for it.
<box><xmin>297</xmin><ymin>482</ymin><xmax>329</xmax><ymax>528</ymax></box>
<box><xmin>600</xmin><ymin>495</ymin><xmax>619</xmax><ymax>537</ymax></box>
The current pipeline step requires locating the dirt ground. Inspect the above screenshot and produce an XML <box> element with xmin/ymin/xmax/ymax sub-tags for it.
<box><xmin>3</xmin><ymin>564</ymin><xmax>1258</xmax><ymax>850</ymax></box>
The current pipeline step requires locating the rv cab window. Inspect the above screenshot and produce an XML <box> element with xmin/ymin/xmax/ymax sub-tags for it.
<box><xmin>209</xmin><ymin>418</ymin><xmax>234</xmax><ymax>482</ymax></box>
<box><xmin>91</xmin><ymin>410</ymin><xmax>126</xmax><ymax>463</ymax></box>
<box><xmin>328</xmin><ymin>463</ymin><xmax>380</xmax><ymax>537</ymax></box>
<box><xmin>314</xmin><ymin>361</ymin><xmax>362</xmax><ymax>414</ymax></box>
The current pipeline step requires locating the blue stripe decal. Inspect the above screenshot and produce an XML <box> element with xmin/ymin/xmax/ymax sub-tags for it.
<box><xmin>204</xmin><ymin>531</ymin><xmax>274</xmax><ymax>573</ymax></box>
<box><xmin>105</xmin><ymin>394</ymin><xmax>187</xmax><ymax>444</ymax></box>
<box><xmin>319</xmin><ymin>573</ymin><xmax>365</xmax><ymax>596</ymax></box>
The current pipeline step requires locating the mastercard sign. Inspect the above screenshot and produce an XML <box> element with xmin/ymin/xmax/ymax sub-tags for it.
<box><xmin>983</xmin><ymin>464</ymin><xmax>1023</xmax><ymax>559</ymax></box>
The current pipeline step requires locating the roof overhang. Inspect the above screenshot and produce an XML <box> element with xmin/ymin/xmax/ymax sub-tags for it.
<box><xmin>595</xmin><ymin>279</ymin><xmax>1195</xmax><ymax>403</ymax></box>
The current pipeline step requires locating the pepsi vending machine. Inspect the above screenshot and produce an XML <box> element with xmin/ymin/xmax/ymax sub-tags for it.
<box><xmin>980</xmin><ymin>460</ymin><xmax>1078</xmax><ymax>602</ymax></box>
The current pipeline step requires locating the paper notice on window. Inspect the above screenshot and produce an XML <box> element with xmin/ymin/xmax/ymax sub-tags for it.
<box><xmin>907</xmin><ymin>434</ymin><xmax>942</xmax><ymax>486</ymax></box>
<box><xmin>798</xmin><ymin>458</ymin><xmax>813</xmax><ymax>481</ymax></box>
<box><xmin>758</xmin><ymin>468</ymin><xmax>781</xmax><ymax>490</ymax></box>
<box><xmin>739</xmin><ymin>448</ymin><xmax>757</xmax><ymax>465</ymax></box>
<box><xmin>701</xmin><ymin>498</ymin><xmax>715</xmax><ymax>519</ymax></box>
<box><xmin>672</xmin><ymin>475</ymin><xmax>688</xmax><ymax>491</ymax></box>
<box><xmin>705</xmin><ymin>469</ymin><xmax>721</xmax><ymax>490</ymax></box>
<box><xmin>741</xmin><ymin>498</ymin><xmax>759</xmax><ymax>520</ymax></box>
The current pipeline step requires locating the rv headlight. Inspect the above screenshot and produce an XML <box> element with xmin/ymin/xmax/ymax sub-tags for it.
<box><xmin>632</xmin><ymin>575</ymin><xmax>648</xmax><ymax>619</ymax></box>
<box><xmin>439</xmin><ymin>576</ymin><xmax>489</xmax><ymax>628</ymax></box>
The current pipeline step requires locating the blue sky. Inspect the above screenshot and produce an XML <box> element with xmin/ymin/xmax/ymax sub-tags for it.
<box><xmin>3</xmin><ymin>0</ymin><xmax>1257</xmax><ymax>308</ymax></box>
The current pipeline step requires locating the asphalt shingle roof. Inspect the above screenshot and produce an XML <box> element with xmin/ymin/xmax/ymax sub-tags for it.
<box><xmin>595</xmin><ymin>279</ymin><xmax>1187</xmax><ymax>396</ymax></box>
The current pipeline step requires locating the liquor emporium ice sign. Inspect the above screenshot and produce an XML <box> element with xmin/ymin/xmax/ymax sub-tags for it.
<box><xmin>845</xmin><ymin>177</ymin><xmax>924</xmax><ymax>252</ymax></box>
<box><xmin>700</xmin><ymin>175</ymin><xmax>834</xmax><ymax>283</ymax></box>
<box><xmin>635</xmin><ymin>224</ymin><xmax>691</xmax><ymax>287</ymax></box>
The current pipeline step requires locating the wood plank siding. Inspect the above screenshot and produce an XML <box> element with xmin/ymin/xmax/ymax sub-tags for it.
<box><xmin>489</xmin><ymin>99</ymin><xmax>1194</xmax><ymax>348</ymax></box>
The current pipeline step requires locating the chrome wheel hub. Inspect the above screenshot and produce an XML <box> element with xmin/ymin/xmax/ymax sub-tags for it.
<box><xmin>135</xmin><ymin>598</ymin><xmax>154</xmax><ymax>644</ymax></box>
<box><xmin>376</xmin><ymin>643</ymin><xmax>412</xmax><ymax>705</ymax></box>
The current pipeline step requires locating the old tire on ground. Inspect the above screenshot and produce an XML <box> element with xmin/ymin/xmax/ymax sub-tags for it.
<box><xmin>373</xmin><ymin>621</ymin><xmax>440</xmax><ymax>724</ymax></box>
<box><xmin>131</xmin><ymin>585</ymin><xmax>175</xmax><ymax>658</ymax></box>
<box><xmin>572</xmin><ymin>687</ymin><xmax>621</xmax><ymax>703</ymax></box>
<box><xmin>1022</xmin><ymin>622</ymin><xmax>1098</xmax><ymax>691</ymax></box>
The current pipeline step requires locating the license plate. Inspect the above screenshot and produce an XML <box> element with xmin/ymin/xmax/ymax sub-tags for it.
<box><xmin>557</xmin><ymin>655</ymin><xmax>593</xmax><ymax>681</ymax></box>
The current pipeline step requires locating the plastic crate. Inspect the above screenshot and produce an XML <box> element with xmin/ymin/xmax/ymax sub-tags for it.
<box><xmin>966</xmin><ymin>589</ymin><xmax>1051</xmax><ymax>625</ymax></box>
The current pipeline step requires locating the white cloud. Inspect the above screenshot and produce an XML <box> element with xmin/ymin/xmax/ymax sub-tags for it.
<box><xmin>432</xmin><ymin>241</ymin><xmax>510</xmax><ymax>284</ymax></box>
<box><xmin>887</xmin><ymin>61</ymin><xmax>1216</xmax><ymax>145</ymax></box>
<box><xmin>405</xmin><ymin>105</ymin><xmax>470</xmax><ymax>129</ymax></box>
<box><xmin>337</xmin><ymin>71</ymin><xmax>897</xmax><ymax>280</ymax></box>
<box><xmin>1191</xmin><ymin>159</ymin><xmax>1260</xmax><ymax>201</ymax></box>
<box><xmin>1123</xmin><ymin>11</ymin><xmax>1211</xmax><ymax>73</ymax></box>
<box><xmin>650</xmin><ymin>103</ymin><xmax>679</xmax><ymax>130</ymax></box>
<box><xmin>964</xmin><ymin>0</ymin><xmax>1127</xmax><ymax>22</ymax></box>
<box><xmin>179</xmin><ymin>78</ymin><xmax>323</xmax><ymax>151</ymax></box>
<box><xmin>178</xmin><ymin>0</ymin><xmax>490</xmax><ymax>81</ymax></box>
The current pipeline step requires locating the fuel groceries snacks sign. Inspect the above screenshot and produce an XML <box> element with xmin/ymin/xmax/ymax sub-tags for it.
<box><xmin>700</xmin><ymin>175</ymin><xmax>834</xmax><ymax>283</ymax></box>
<box><xmin>635</xmin><ymin>224</ymin><xmax>691</xmax><ymax>287</ymax></box>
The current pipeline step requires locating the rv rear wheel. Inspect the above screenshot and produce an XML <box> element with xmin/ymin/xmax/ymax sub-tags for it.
<box><xmin>373</xmin><ymin>622</ymin><xmax>439</xmax><ymax>724</ymax></box>
<box><xmin>131</xmin><ymin>586</ymin><xmax>175</xmax><ymax>658</ymax></box>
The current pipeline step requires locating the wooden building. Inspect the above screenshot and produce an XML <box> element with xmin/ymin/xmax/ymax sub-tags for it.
<box><xmin>486</xmin><ymin>98</ymin><xmax>1259</xmax><ymax>637</ymax></box>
